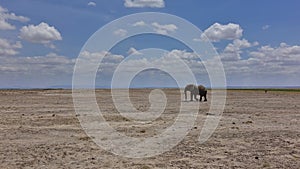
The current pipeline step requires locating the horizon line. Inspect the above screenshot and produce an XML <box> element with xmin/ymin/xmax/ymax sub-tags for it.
<box><xmin>1</xmin><ymin>86</ymin><xmax>300</xmax><ymax>90</ymax></box>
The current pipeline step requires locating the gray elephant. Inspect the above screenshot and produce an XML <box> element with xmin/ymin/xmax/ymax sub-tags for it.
<box><xmin>198</xmin><ymin>85</ymin><xmax>207</xmax><ymax>102</ymax></box>
<box><xmin>184</xmin><ymin>84</ymin><xmax>208</xmax><ymax>101</ymax></box>
<box><xmin>184</xmin><ymin>84</ymin><xmax>199</xmax><ymax>101</ymax></box>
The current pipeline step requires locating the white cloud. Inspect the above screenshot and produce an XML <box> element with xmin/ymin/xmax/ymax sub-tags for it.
<box><xmin>113</xmin><ymin>29</ymin><xmax>128</xmax><ymax>37</ymax></box>
<box><xmin>215</xmin><ymin>43</ymin><xmax>300</xmax><ymax>85</ymax></box>
<box><xmin>162</xmin><ymin>42</ymin><xmax>300</xmax><ymax>86</ymax></box>
<box><xmin>78</xmin><ymin>49</ymin><xmax>201</xmax><ymax>77</ymax></box>
<box><xmin>0</xmin><ymin>53</ymin><xmax>74</xmax><ymax>74</ymax></box>
<box><xmin>0</xmin><ymin>53</ymin><xmax>75</xmax><ymax>88</ymax></box>
<box><xmin>225</xmin><ymin>39</ymin><xmax>258</xmax><ymax>51</ymax></box>
<box><xmin>262</xmin><ymin>25</ymin><xmax>270</xmax><ymax>30</ymax></box>
<box><xmin>0</xmin><ymin>5</ymin><xmax>29</xmax><ymax>30</ymax></box>
<box><xmin>87</xmin><ymin>2</ymin><xmax>96</xmax><ymax>7</ymax></box>
<box><xmin>132</xmin><ymin>21</ymin><xmax>147</xmax><ymax>27</ymax></box>
<box><xmin>105</xmin><ymin>49</ymin><xmax>209</xmax><ymax>88</ymax></box>
<box><xmin>250</xmin><ymin>43</ymin><xmax>300</xmax><ymax>64</ymax></box>
<box><xmin>0</xmin><ymin>19</ymin><xmax>15</xmax><ymax>30</ymax></box>
<box><xmin>0</xmin><ymin>38</ymin><xmax>22</xmax><ymax>56</ymax></box>
<box><xmin>102</xmin><ymin>53</ymin><xmax>124</xmax><ymax>63</ymax></box>
<box><xmin>221</xmin><ymin>39</ymin><xmax>259</xmax><ymax>61</ymax></box>
<box><xmin>79</xmin><ymin>50</ymin><xmax>124</xmax><ymax>67</ymax></box>
<box><xmin>127</xmin><ymin>47</ymin><xmax>142</xmax><ymax>55</ymax></box>
<box><xmin>76</xmin><ymin>50</ymin><xmax>125</xmax><ymax>82</ymax></box>
<box><xmin>151</xmin><ymin>22</ymin><xmax>177</xmax><ymax>35</ymax></box>
<box><xmin>131</xmin><ymin>21</ymin><xmax>178</xmax><ymax>35</ymax></box>
<box><xmin>201</xmin><ymin>23</ymin><xmax>243</xmax><ymax>42</ymax></box>
<box><xmin>124</xmin><ymin>0</ymin><xmax>165</xmax><ymax>8</ymax></box>
<box><xmin>19</xmin><ymin>22</ymin><xmax>62</xmax><ymax>46</ymax></box>
<box><xmin>165</xmin><ymin>49</ymin><xmax>199</xmax><ymax>61</ymax></box>
<box><xmin>80</xmin><ymin>45</ymin><xmax>300</xmax><ymax>87</ymax></box>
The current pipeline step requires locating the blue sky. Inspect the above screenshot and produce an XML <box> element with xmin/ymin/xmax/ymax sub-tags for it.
<box><xmin>0</xmin><ymin>0</ymin><xmax>299</xmax><ymax>88</ymax></box>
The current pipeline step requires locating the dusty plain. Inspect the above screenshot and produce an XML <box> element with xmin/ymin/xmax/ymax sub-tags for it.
<box><xmin>0</xmin><ymin>89</ymin><xmax>299</xmax><ymax>168</ymax></box>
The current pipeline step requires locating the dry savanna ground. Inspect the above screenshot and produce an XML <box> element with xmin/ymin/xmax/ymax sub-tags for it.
<box><xmin>0</xmin><ymin>89</ymin><xmax>299</xmax><ymax>168</ymax></box>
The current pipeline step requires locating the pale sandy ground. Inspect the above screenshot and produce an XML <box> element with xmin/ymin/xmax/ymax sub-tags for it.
<box><xmin>0</xmin><ymin>89</ymin><xmax>299</xmax><ymax>169</ymax></box>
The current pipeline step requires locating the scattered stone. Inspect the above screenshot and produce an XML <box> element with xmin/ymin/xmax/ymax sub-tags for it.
<box><xmin>245</xmin><ymin>120</ymin><xmax>253</xmax><ymax>124</ymax></box>
<box><xmin>140</xmin><ymin>165</ymin><xmax>151</xmax><ymax>169</ymax></box>
<box><xmin>231</xmin><ymin>126</ymin><xmax>239</xmax><ymax>130</ymax></box>
<box><xmin>79</xmin><ymin>136</ymin><xmax>90</xmax><ymax>141</ymax></box>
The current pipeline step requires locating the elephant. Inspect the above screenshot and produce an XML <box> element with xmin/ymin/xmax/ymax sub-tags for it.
<box><xmin>184</xmin><ymin>84</ymin><xmax>199</xmax><ymax>101</ymax></box>
<box><xmin>184</xmin><ymin>84</ymin><xmax>208</xmax><ymax>102</ymax></box>
<box><xmin>198</xmin><ymin>85</ymin><xmax>207</xmax><ymax>102</ymax></box>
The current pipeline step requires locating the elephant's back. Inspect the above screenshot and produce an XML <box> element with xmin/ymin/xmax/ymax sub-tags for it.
<box><xmin>198</xmin><ymin>85</ymin><xmax>206</xmax><ymax>91</ymax></box>
<box><xmin>185</xmin><ymin>84</ymin><xmax>197</xmax><ymax>90</ymax></box>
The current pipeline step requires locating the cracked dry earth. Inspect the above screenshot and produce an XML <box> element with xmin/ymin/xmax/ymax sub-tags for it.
<box><xmin>0</xmin><ymin>89</ymin><xmax>299</xmax><ymax>169</ymax></box>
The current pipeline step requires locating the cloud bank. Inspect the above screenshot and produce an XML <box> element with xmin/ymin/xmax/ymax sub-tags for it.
<box><xmin>124</xmin><ymin>0</ymin><xmax>165</xmax><ymax>8</ymax></box>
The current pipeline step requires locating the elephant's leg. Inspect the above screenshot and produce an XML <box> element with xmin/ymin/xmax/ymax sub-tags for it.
<box><xmin>190</xmin><ymin>93</ymin><xmax>193</xmax><ymax>101</ymax></box>
<box><xmin>199</xmin><ymin>95</ymin><xmax>202</xmax><ymax>102</ymax></box>
<box><xmin>194</xmin><ymin>93</ymin><xmax>198</xmax><ymax>101</ymax></box>
<box><xmin>204</xmin><ymin>91</ymin><xmax>207</xmax><ymax>101</ymax></box>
